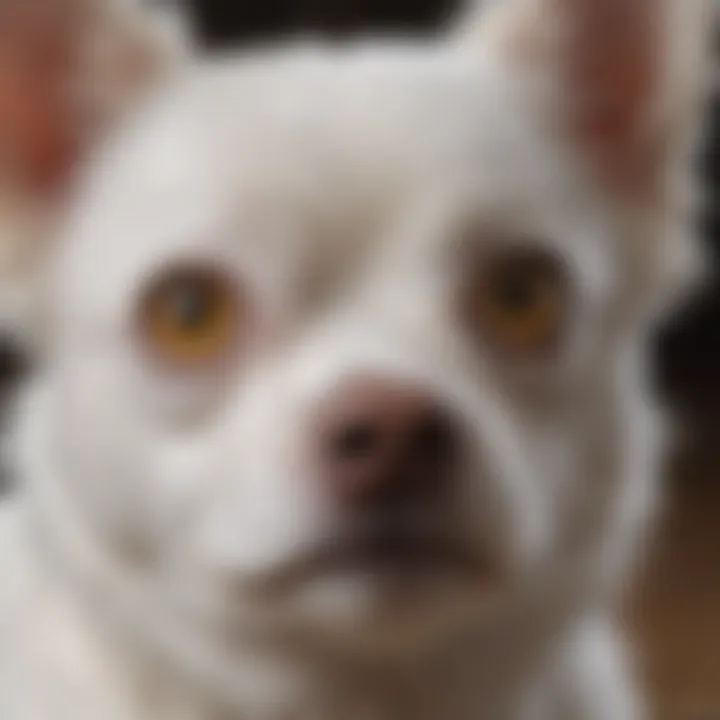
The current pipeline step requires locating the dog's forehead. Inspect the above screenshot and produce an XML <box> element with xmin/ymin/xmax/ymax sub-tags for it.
<box><xmin>55</xmin><ymin>46</ymin><xmax>607</xmax><ymax>323</ymax></box>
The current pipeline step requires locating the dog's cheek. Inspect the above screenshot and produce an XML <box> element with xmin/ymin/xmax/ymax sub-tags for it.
<box><xmin>45</xmin><ymin>358</ymin><xmax>160</xmax><ymax>559</ymax></box>
<box><xmin>169</xmin><ymin>380</ymin><xmax>327</xmax><ymax>585</ymax></box>
<box><xmin>448</xmin><ymin>386</ymin><xmax>552</xmax><ymax>578</ymax></box>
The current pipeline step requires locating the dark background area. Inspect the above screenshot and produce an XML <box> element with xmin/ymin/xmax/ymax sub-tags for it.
<box><xmin>184</xmin><ymin>0</ymin><xmax>720</xmax><ymax>414</ymax></box>
<box><xmin>184</xmin><ymin>0</ymin><xmax>457</xmax><ymax>44</ymax></box>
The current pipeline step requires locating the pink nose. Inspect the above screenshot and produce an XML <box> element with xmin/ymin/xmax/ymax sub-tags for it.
<box><xmin>312</xmin><ymin>377</ymin><xmax>459</xmax><ymax>510</ymax></box>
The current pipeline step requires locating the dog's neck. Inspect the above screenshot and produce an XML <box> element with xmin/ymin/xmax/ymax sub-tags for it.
<box><xmin>17</xmin><ymin>388</ymin><xmax>589</xmax><ymax>720</ymax></box>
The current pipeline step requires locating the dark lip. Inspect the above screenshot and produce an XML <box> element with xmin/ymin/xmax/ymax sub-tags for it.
<box><xmin>257</xmin><ymin>532</ymin><xmax>491</xmax><ymax>596</ymax></box>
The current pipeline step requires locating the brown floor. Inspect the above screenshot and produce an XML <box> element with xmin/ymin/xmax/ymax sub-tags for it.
<box><xmin>627</xmin><ymin>452</ymin><xmax>720</xmax><ymax>720</ymax></box>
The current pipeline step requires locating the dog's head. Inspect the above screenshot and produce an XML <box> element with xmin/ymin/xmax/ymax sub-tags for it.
<box><xmin>24</xmin><ymin>0</ymin><xmax>711</xmax><ymax>664</ymax></box>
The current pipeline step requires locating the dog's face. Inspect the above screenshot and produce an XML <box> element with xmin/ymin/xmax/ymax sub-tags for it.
<box><xmin>31</xmin><ymin>0</ymin><xmax>708</xmax><ymax>659</ymax></box>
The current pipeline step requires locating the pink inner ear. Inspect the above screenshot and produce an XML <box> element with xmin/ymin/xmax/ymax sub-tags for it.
<box><xmin>507</xmin><ymin>0</ymin><xmax>667</xmax><ymax>190</ymax></box>
<box><xmin>562</xmin><ymin>0</ymin><xmax>664</xmax><ymax>185</ymax></box>
<box><xmin>0</xmin><ymin>15</ymin><xmax>80</xmax><ymax>194</ymax></box>
<box><xmin>569</xmin><ymin>3</ymin><xmax>657</xmax><ymax>134</ymax></box>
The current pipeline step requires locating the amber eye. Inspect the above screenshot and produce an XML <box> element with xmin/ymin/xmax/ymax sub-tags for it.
<box><xmin>463</xmin><ymin>249</ymin><xmax>568</xmax><ymax>356</ymax></box>
<box><xmin>138</xmin><ymin>265</ymin><xmax>243</xmax><ymax>369</ymax></box>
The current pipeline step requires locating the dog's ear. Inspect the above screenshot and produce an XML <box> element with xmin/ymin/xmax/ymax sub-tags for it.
<box><xmin>74</xmin><ymin>0</ymin><xmax>189</xmax><ymax>161</ymax></box>
<box><xmin>0</xmin><ymin>0</ymin><xmax>185</xmax><ymax>198</ymax></box>
<box><xmin>0</xmin><ymin>2</ymin><xmax>80</xmax><ymax>196</ymax></box>
<box><xmin>459</xmin><ymin>0</ymin><xmax>713</xmax><ymax>196</ymax></box>
<box><xmin>0</xmin><ymin>0</ymin><xmax>187</xmax><ymax>350</ymax></box>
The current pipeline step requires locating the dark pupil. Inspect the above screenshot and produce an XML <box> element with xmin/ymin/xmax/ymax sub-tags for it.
<box><xmin>495</xmin><ymin>270</ymin><xmax>538</xmax><ymax>311</ymax></box>
<box><xmin>168</xmin><ymin>284</ymin><xmax>213</xmax><ymax>331</ymax></box>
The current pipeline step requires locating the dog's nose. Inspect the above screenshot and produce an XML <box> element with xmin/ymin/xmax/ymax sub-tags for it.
<box><xmin>314</xmin><ymin>377</ymin><xmax>459</xmax><ymax>510</ymax></box>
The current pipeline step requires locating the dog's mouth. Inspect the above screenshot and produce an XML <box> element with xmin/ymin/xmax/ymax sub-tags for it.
<box><xmin>260</xmin><ymin>529</ymin><xmax>494</xmax><ymax>596</ymax></box>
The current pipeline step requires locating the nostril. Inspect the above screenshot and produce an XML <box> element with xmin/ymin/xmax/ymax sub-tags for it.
<box><xmin>331</xmin><ymin>419</ymin><xmax>381</xmax><ymax>462</ymax></box>
<box><xmin>409</xmin><ymin>409</ymin><xmax>455</xmax><ymax>463</ymax></box>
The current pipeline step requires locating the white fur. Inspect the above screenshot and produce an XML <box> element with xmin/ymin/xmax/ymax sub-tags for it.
<box><xmin>0</xmin><ymin>0</ymin><xmax>711</xmax><ymax>718</ymax></box>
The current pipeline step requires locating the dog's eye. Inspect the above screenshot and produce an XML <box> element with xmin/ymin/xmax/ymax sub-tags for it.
<box><xmin>462</xmin><ymin>249</ymin><xmax>568</xmax><ymax>356</ymax></box>
<box><xmin>137</xmin><ymin>265</ymin><xmax>243</xmax><ymax>369</ymax></box>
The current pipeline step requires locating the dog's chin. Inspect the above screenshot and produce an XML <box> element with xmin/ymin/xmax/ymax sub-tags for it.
<box><xmin>288</xmin><ymin>576</ymin><xmax>504</xmax><ymax>658</ymax></box>
<box><xmin>239</xmin><ymin>540</ymin><xmax>507</xmax><ymax>659</ymax></box>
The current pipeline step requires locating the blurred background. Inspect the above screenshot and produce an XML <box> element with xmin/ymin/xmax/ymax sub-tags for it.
<box><xmin>2</xmin><ymin>1</ymin><xmax>719</xmax><ymax>718</ymax></box>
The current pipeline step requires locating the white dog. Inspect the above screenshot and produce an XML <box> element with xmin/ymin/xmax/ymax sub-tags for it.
<box><xmin>0</xmin><ymin>0</ymin><xmax>712</xmax><ymax>718</ymax></box>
